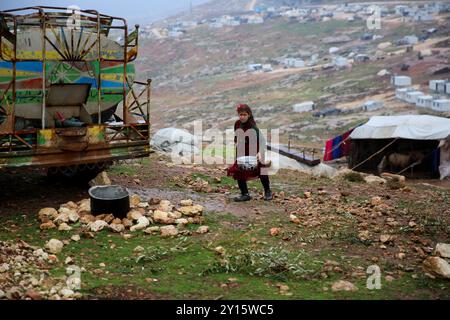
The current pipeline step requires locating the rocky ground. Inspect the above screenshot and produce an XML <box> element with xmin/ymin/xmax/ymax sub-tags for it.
<box><xmin>0</xmin><ymin>153</ymin><xmax>449</xmax><ymax>299</ymax></box>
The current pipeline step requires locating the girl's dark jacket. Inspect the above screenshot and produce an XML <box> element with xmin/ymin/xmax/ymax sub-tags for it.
<box><xmin>227</xmin><ymin>119</ymin><xmax>267</xmax><ymax>181</ymax></box>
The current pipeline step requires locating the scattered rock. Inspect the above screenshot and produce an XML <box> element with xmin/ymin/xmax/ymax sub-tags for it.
<box><xmin>54</xmin><ymin>213</ymin><xmax>70</xmax><ymax>224</ymax></box>
<box><xmin>71</xmin><ymin>235</ymin><xmax>80</xmax><ymax>242</ymax></box>
<box><xmin>68</xmin><ymin>211</ymin><xmax>79</xmax><ymax>223</ymax></box>
<box><xmin>111</xmin><ymin>218</ymin><xmax>122</xmax><ymax>225</ymax></box>
<box><xmin>33</xmin><ymin>249</ymin><xmax>48</xmax><ymax>261</ymax></box>
<box><xmin>423</xmin><ymin>257</ymin><xmax>450</xmax><ymax>279</ymax></box>
<box><xmin>130</xmin><ymin>216</ymin><xmax>150</xmax><ymax>232</ymax></box>
<box><xmin>40</xmin><ymin>221</ymin><xmax>56</xmax><ymax>230</ymax></box>
<box><xmin>270</xmin><ymin>227</ymin><xmax>281</xmax><ymax>237</ymax></box>
<box><xmin>196</xmin><ymin>226</ymin><xmax>209</xmax><ymax>234</ymax></box>
<box><xmin>130</xmin><ymin>194</ymin><xmax>141</xmax><ymax>207</ymax></box>
<box><xmin>178</xmin><ymin>205</ymin><xmax>203</xmax><ymax>216</ymax></box>
<box><xmin>408</xmin><ymin>221</ymin><xmax>417</xmax><ymax>228</ymax></box>
<box><xmin>79</xmin><ymin>214</ymin><xmax>96</xmax><ymax>224</ymax></box>
<box><xmin>58</xmin><ymin>223</ymin><xmax>72</xmax><ymax>231</ymax></box>
<box><xmin>435</xmin><ymin>243</ymin><xmax>450</xmax><ymax>259</ymax></box>
<box><xmin>152</xmin><ymin>210</ymin><xmax>173</xmax><ymax>224</ymax></box>
<box><xmin>331</xmin><ymin>280</ymin><xmax>358</xmax><ymax>292</ymax></box>
<box><xmin>158</xmin><ymin>200</ymin><xmax>173</xmax><ymax>212</ymax></box>
<box><xmin>25</xmin><ymin>289</ymin><xmax>42</xmax><ymax>300</ymax></box>
<box><xmin>61</xmin><ymin>201</ymin><xmax>78</xmax><ymax>210</ymax></box>
<box><xmin>60</xmin><ymin>288</ymin><xmax>75</xmax><ymax>299</ymax></box>
<box><xmin>6</xmin><ymin>287</ymin><xmax>22</xmax><ymax>299</ymax></box>
<box><xmin>77</xmin><ymin>199</ymin><xmax>91</xmax><ymax>214</ymax></box>
<box><xmin>38</xmin><ymin>207</ymin><xmax>58</xmax><ymax>221</ymax></box>
<box><xmin>358</xmin><ymin>230</ymin><xmax>370</xmax><ymax>241</ymax></box>
<box><xmin>89</xmin><ymin>220</ymin><xmax>109</xmax><ymax>232</ymax></box>
<box><xmin>168</xmin><ymin>211</ymin><xmax>182</xmax><ymax>219</ymax></box>
<box><xmin>122</xmin><ymin>218</ymin><xmax>133</xmax><ymax>228</ymax></box>
<box><xmin>144</xmin><ymin>226</ymin><xmax>160</xmax><ymax>234</ymax></box>
<box><xmin>377</xmin><ymin>68</ymin><xmax>390</xmax><ymax>76</ymax></box>
<box><xmin>381</xmin><ymin>173</ymin><xmax>406</xmax><ymax>189</ymax></box>
<box><xmin>371</xmin><ymin>196</ymin><xmax>382</xmax><ymax>206</ymax></box>
<box><xmin>160</xmin><ymin>225</ymin><xmax>179</xmax><ymax>237</ymax></box>
<box><xmin>137</xmin><ymin>202</ymin><xmax>149</xmax><ymax>208</ymax></box>
<box><xmin>175</xmin><ymin>218</ymin><xmax>189</xmax><ymax>225</ymax></box>
<box><xmin>127</xmin><ymin>210</ymin><xmax>143</xmax><ymax>221</ymax></box>
<box><xmin>380</xmin><ymin>234</ymin><xmax>395</xmax><ymax>244</ymax></box>
<box><xmin>289</xmin><ymin>214</ymin><xmax>300</xmax><ymax>224</ymax></box>
<box><xmin>109</xmin><ymin>223</ymin><xmax>125</xmax><ymax>233</ymax></box>
<box><xmin>214</xmin><ymin>246</ymin><xmax>226</xmax><ymax>255</ymax></box>
<box><xmin>45</xmin><ymin>239</ymin><xmax>64</xmax><ymax>254</ymax></box>
<box><xmin>0</xmin><ymin>263</ymin><xmax>10</xmax><ymax>273</ymax></box>
<box><xmin>89</xmin><ymin>171</ymin><xmax>111</xmax><ymax>187</ymax></box>
<box><xmin>148</xmin><ymin>198</ymin><xmax>161</xmax><ymax>205</ymax></box>
<box><xmin>276</xmin><ymin>283</ymin><xmax>292</xmax><ymax>296</ymax></box>
<box><xmin>180</xmin><ymin>199</ymin><xmax>193</xmax><ymax>206</ymax></box>
<box><xmin>102</xmin><ymin>214</ymin><xmax>115</xmax><ymax>224</ymax></box>
<box><xmin>397</xmin><ymin>252</ymin><xmax>406</xmax><ymax>260</ymax></box>
<box><xmin>364</xmin><ymin>175</ymin><xmax>386</xmax><ymax>185</ymax></box>
<box><xmin>187</xmin><ymin>216</ymin><xmax>204</xmax><ymax>224</ymax></box>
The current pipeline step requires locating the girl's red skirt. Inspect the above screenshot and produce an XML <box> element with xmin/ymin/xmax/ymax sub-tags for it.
<box><xmin>227</xmin><ymin>161</ymin><xmax>261</xmax><ymax>181</ymax></box>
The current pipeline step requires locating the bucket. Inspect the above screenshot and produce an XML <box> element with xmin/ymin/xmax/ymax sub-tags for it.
<box><xmin>88</xmin><ymin>185</ymin><xmax>130</xmax><ymax>219</ymax></box>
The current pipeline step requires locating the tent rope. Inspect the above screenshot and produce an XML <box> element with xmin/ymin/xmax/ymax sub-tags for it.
<box><xmin>395</xmin><ymin>147</ymin><xmax>438</xmax><ymax>175</ymax></box>
<box><xmin>350</xmin><ymin>138</ymin><xmax>399</xmax><ymax>171</ymax></box>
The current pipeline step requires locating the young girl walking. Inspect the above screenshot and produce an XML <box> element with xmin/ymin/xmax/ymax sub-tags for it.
<box><xmin>227</xmin><ymin>103</ymin><xmax>273</xmax><ymax>202</ymax></box>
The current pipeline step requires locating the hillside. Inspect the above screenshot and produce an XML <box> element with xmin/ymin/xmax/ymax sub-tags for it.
<box><xmin>135</xmin><ymin>3</ymin><xmax>450</xmax><ymax>148</ymax></box>
<box><xmin>158</xmin><ymin>0</ymin><xmax>436</xmax><ymax>25</ymax></box>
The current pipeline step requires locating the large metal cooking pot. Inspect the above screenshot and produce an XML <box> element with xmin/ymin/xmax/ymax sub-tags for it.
<box><xmin>88</xmin><ymin>185</ymin><xmax>130</xmax><ymax>219</ymax></box>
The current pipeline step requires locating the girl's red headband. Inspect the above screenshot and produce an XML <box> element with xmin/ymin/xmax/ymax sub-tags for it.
<box><xmin>236</xmin><ymin>103</ymin><xmax>250</xmax><ymax>113</ymax></box>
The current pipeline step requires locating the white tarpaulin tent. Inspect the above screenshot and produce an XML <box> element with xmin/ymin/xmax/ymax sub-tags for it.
<box><xmin>350</xmin><ymin>115</ymin><xmax>450</xmax><ymax>179</ymax></box>
<box><xmin>350</xmin><ymin>115</ymin><xmax>450</xmax><ymax>140</ymax></box>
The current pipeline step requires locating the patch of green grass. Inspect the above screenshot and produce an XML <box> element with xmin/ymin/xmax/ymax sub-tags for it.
<box><xmin>343</xmin><ymin>172</ymin><xmax>366</xmax><ymax>183</ymax></box>
<box><xmin>107</xmin><ymin>165</ymin><xmax>138</xmax><ymax>176</ymax></box>
<box><xmin>1</xmin><ymin>177</ymin><xmax>449</xmax><ymax>299</ymax></box>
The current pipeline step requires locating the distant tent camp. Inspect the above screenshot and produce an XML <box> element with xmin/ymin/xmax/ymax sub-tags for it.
<box><xmin>348</xmin><ymin>115</ymin><xmax>450</xmax><ymax>178</ymax></box>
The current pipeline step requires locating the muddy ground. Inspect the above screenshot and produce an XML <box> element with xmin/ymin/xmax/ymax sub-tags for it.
<box><xmin>0</xmin><ymin>153</ymin><xmax>449</xmax><ymax>299</ymax></box>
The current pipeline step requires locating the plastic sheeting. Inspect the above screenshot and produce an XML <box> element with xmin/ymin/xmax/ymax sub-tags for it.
<box><xmin>150</xmin><ymin>128</ymin><xmax>200</xmax><ymax>157</ymax></box>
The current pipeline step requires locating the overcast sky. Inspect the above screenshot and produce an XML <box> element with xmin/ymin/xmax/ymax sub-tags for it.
<box><xmin>0</xmin><ymin>0</ymin><xmax>211</xmax><ymax>24</ymax></box>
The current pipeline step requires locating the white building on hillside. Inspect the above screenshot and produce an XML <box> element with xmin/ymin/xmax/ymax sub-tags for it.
<box><xmin>293</xmin><ymin>101</ymin><xmax>315</xmax><ymax>112</ymax></box>
<box><xmin>363</xmin><ymin>100</ymin><xmax>383</xmax><ymax>111</ymax></box>
<box><xmin>416</xmin><ymin>95</ymin><xmax>433</xmax><ymax>109</ymax></box>
<box><xmin>247</xmin><ymin>15</ymin><xmax>264</xmax><ymax>24</ymax></box>
<box><xmin>391</xmin><ymin>75</ymin><xmax>412</xmax><ymax>86</ymax></box>
<box><xmin>432</xmin><ymin>99</ymin><xmax>450</xmax><ymax>112</ymax></box>
<box><xmin>429</xmin><ymin>80</ymin><xmax>448</xmax><ymax>93</ymax></box>
<box><xmin>405</xmin><ymin>91</ymin><xmax>424</xmax><ymax>104</ymax></box>
<box><xmin>396</xmin><ymin>87</ymin><xmax>413</xmax><ymax>100</ymax></box>
<box><xmin>283</xmin><ymin>58</ymin><xmax>305</xmax><ymax>68</ymax></box>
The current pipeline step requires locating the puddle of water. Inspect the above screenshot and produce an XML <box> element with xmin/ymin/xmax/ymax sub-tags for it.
<box><xmin>126</xmin><ymin>187</ymin><xmax>266</xmax><ymax>217</ymax></box>
<box><xmin>127</xmin><ymin>187</ymin><xmax>229</xmax><ymax>213</ymax></box>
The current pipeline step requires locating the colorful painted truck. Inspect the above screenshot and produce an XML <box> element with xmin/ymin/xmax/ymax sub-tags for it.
<box><xmin>0</xmin><ymin>6</ymin><xmax>151</xmax><ymax>177</ymax></box>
